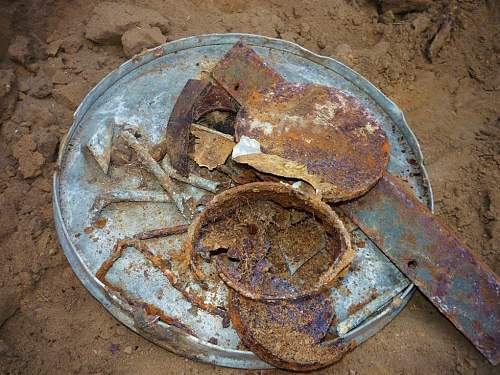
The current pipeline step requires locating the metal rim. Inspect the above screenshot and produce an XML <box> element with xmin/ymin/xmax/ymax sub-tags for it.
<box><xmin>53</xmin><ymin>33</ymin><xmax>433</xmax><ymax>369</ymax></box>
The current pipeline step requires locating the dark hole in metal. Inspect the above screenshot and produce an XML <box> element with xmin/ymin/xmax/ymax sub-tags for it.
<box><xmin>210</xmin><ymin>248</ymin><xmax>229</xmax><ymax>256</ymax></box>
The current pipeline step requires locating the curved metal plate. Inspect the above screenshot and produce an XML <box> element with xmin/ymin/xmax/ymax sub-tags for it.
<box><xmin>53</xmin><ymin>34</ymin><xmax>433</xmax><ymax>369</ymax></box>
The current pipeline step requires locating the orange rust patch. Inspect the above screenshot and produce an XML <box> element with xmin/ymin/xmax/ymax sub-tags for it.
<box><xmin>93</xmin><ymin>217</ymin><xmax>107</xmax><ymax>229</ymax></box>
<box><xmin>347</xmin><ymin>288</ymin><xmax>380</xmax><ymax>316</ymax></box>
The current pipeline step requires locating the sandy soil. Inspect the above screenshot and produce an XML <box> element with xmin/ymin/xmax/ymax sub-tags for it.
<box><xmin>0</xmin><ymin>0</ymin><xmax>499</xmax><ymax>374</ymax></box>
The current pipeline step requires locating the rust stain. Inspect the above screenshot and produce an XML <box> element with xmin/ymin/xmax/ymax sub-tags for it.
<box><xmin>93</xmin><ymin>217</ymin><xmax>108</xmax><ymax>229</ymax></box>
<box><xmin>347</xmin><ymin>288</ymin><xmax>379</xmax><ymax>316</ymax></box>
<box><xmin>134</xmin><ymin>224</ymin><xmax>189</xmax><ymax>240</ymax></box>
<box><xmin>95</xmin><ymin>233</ymin><xmax>228</xmax><ymax>323</ymax></box>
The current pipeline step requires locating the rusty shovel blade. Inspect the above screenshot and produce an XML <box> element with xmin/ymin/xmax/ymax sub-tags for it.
<box><xmin>340</xmin><ymin>173</ymin><xmax>500</xmax><ymax>365</ymax></box>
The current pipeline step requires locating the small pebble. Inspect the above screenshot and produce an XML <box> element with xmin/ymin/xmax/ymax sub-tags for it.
<box><xmin>123</xmin><ymin>346</ymin><xmax>133</xmax><ymax>355</ymax></box>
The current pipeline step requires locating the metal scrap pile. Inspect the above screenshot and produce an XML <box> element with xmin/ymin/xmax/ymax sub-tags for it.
<box><xmin>88</xmin><ymin>42</ymin><xmax>499</xmax><ymax>370</ymax></box>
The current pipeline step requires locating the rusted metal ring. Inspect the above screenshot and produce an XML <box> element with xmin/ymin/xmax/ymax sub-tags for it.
<box><xmin>186</xmin><ymin>182</ymin><xmax>353</xmax><ymax>300</ymax></box>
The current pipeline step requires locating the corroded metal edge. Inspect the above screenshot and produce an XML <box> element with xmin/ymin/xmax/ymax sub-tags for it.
<box><xmin>342</xmin><ymin>174</ymin><xmax>500</xmax><ymax>364</ymax></box>
<box><xmin>53</xmin><ymin>33</ymin><xmax>433</xmax><ymax>369</ymax></box>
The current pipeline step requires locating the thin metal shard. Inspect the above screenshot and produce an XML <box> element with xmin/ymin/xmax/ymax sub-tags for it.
<box><xmin>160</xmin><ymin>153</ymin><xmax>219</xmax><ymax>193</ymax></box>
<box><xmin>211</xmin><ymin>41</ymin><xmax>285</xmax><ymax>105</ymax></box>
<box><xmin>121</xmin><ymin>131</ymin><xmax>194</xmax><ymax>219</ymax></box>
<box><xmin>166</xmin><ymin>79</ymin><xmax>209</xmax><ymax>177</ymax></box>
<box><xmin>341</xmin><ymin>173</ymin><xmax>500</xmax><ymax>365</ymax></box>
<box><xmin>189</xmin><ymin>124</ymin><xmax>235</xmax><ymax>170</ymax></box>
<box><xmin>87</xmin><ymin>121</ymin><xmax>114</xmax><ymax>174</ymax></box>
<box><xmin>90</xmin><ymin>190</ymin><xmax>172</xmax><ymax>219</ymax></box>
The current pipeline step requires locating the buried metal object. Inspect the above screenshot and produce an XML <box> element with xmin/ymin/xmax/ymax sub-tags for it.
<box><xmin>228</xmin><ymin>289</ymin><xmax>355</xmax><ymax>371</ymax></box>
<box><xmin>55</xmin><ymin>34</ymin><xmax>443</xmax><ymax>369</ymax></box>
<box><xmin>203</xmin><ymin>39</ymin><xmax>500</xmax><ymax>365</ymax></box>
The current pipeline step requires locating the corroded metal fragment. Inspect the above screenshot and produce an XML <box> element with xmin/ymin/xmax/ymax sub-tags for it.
<box><xmin>121</xmin><ymin>131</ymin><xmax>194</xmax><ymax>219</ymax></box>
<box><xmin>192</xmin><ymin>83</ymin><xmax>239</xmax><ymax>135</ymax></box>
<box><xmin>228</xmin><ymin>289</ymin><xmax>355</xmax><ymax>371</ymax></box>
<box><xmin>95</xmin><ymin>238</ymin><xmax>198</xmax><ymax>336</ymax></box>
<box><xmin>96</xmin><ymin>234</ymin><xmax>228</xmax><ymax>321</ymax></box>
<box><xmin>341</xmin><ymin>173</ymin><xmax>500</xmax><ymax>365</ymax></box>
<box><xmin>87</xmin><ymin>121</ymin><xmax>114</xmax><ymax>174</ymax></box>
<box><xmin>186</xmin><ymin>182</ymin><xmax>354</xmax><ymax>300</ymax></box>
<box><xmin>189</xmin><ymin>124</ymin><xmax>235</xmax><ymax>170</ymax></box>
<box><xmin>90</xmin><ymin>190</ymin><xmax>172</xmax><ymax>220</ymax></box>
<box><xmin>166</xmin><ymin>79</ymin><xmax>209</xmax><ymax>176</ymax></box>
<box><xmin>212</xmin><ymin>42</ymin><xmax>389</xmax><ymax>201</ymax></box>
<box><xmin>212</xmin><ymin>41</ymin><xmax>285</xmax><ymax>105</ymax></box>
<box><xmin>161</xmin><ymin>153</ymin><xmax>220</xmax><ymax>193</ymax></box>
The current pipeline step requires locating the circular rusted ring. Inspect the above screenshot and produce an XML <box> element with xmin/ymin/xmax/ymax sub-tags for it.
<box><xmin>186</xmin><ymin>182</ymin><xmax>353</xmax><ymax>301</ymax></box>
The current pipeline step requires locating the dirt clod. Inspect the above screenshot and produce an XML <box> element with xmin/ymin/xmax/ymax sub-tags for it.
<box><xmin>52</xmin><ymin>81</ymin><xmax>90</xmax><ymax>110</ymax></box>
<box><xmin>0</xmin><ymin>69</ymin><xmax>17</xmax><ymax>124</ymax></box>
<box><xmin>60</xmin><ymin>35</ymin><xmax>83</xmax><ymax>55</ymax></box>
<box><xmin>8</xmin><ymin>35</ymin><xmax>34</xmax><ymax>66</ymax></box>
<box><xmin>7</xmin><ymin>34</ymin><xmax>46</xmax><ymax>68</ymax></box>
<box><xmin>0</xmin><ymin>289</ymin><xmax>20</xmax><ymax>328</ymax></box>
<box><xmin>34</xmin><ymin>129</ymin><xmax>60</xmax><ymax>161</ymax></box>
<box><xmin>12</xmin><ymin>134</ymin><xmax>45</xmax><ymax>179</ymax></box>
<box><xmin>85</xmin><ymin>2</ymin><xmax>170</xmax><ymax>44</ymax></box>
<box><xmin>29</xmin><ymin>71</ymin><xmax>52</xmax><ymax>98</ymax></box>
<box><xmin>121</xmin><ymin>26</ymin><xmax>166</xmax><ymax>58</ymax></box>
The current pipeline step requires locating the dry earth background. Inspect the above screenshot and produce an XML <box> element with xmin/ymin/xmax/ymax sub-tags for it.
<box><xmin>0</xmin><ymin>0</ymin><xmax>499</xmax><ymax>374</ymax></box>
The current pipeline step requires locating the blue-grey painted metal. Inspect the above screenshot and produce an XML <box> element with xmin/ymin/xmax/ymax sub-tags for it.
<box><xmin>53</xmin><ymin>34</ymin><xmax>433</xmax><ymax>369</ymax></box>
<box><xmin>342</xmin><ymin>174</ymin><xmax>500</xmax><ymax>364</ymax></box>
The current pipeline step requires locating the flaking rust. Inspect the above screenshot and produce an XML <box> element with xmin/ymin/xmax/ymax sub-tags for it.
<box><xmin>185</xmin><ymin>182</ymin><xmax>354</xmax><ymax>301</ymax></box>
<box><xmin>166</xmin><ymin>79</ymin><xmax>239</xmax><ymax>177</ymax></box>
<box><xmin>192</xmin><ymin>83</ymin><xmax>239</xmax><ymax>134</ymax></box>
<box><xmin>165</xmin><ymin>79</ymin><xmax>209</xmax><ymax>177</ymax></box>
<box><xmin>340</xmin><ymin>173</ymin><xmax>500</xmax><ymax>365</ymax></box>
<box><xmin>228</xmin><ymin>289</ymin><xmax>356</xmax><ymax>371</ymax></box>
<box><xmin>211</xmin><ymin>42</ymin><xmax>389</xmax><ymax>202</ymax></box>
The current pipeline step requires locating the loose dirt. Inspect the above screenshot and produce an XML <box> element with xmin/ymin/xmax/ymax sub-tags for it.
<box><xmin>0</xmin><ymin>1</ymin><xmax>498</xmax><ymax>374</ymax></box>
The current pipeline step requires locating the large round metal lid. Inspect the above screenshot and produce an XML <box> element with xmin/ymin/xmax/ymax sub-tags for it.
<box><xmin>53</xmin><ymin>34</ymin><xmax>433</xmax><ymax>369</ymax></box>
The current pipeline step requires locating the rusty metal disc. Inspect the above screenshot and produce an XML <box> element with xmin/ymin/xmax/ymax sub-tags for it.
<box><xmin>212</xmin><ymin>42</ymin><xmax>389</xmax><ymax>202</ymax></box>
<box><xmin>228</xmin><ymin>289</ymin><xmax>354</xmax><ymax>371</ymax></box>
<box><xmin>235</xmin><ymin>82</ymin><xmax>389</xmax><ymax>202</ymax></box>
